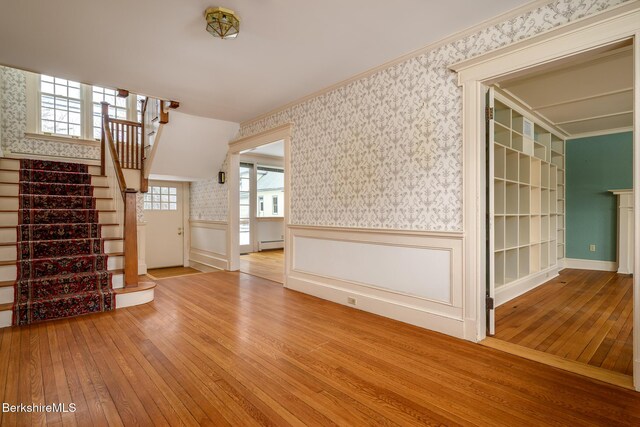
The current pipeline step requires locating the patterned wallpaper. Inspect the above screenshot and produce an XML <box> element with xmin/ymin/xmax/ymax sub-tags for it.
<box><xmin>190</xmin><ymin>154</ymin><xmax>229</xmax><ymax>222</ymax></box>
<box><xmin>236</xmin><ymin>0</ymin><xmax>628</xmax><ymax>232</ymax></box>
<box><xmin>0</xmin><ymin>67</ymin><xmax>101</xmax><ymax>160</ymax></box>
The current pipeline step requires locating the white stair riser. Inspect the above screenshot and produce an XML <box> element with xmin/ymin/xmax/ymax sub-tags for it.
<box><xmin>0</xmin><ymin>265</ymin><xmax>16</xmax><ymax>281</ymax></box>
<box><xmin>108</xmin><ymin>256</ymin><xmax>123</xmax><ymax>270</ymax></box>
<box><xmin>112</xmin><ymin>273</ymin><xmax>124</xmax><ymax>289</ymax></box>
<box><xmin>100</xmin><ymin>225</ymin><xmax>122</xmax><ymax>238</ymax></box>
<box><xmin>0</xmin><ymin>240</ymin><xmax>122</xmax><ymax>262</ymax></box>
<box><xmin>0</xmin><ymin>211</ymin><xmax>117</xmax><ymax>226</ymax></box>
<box><xmin>92</xmin><ymin>176</ymin><xmax>108</xmax><ymax>186</ymax></box>
<box><xmin>0</xmin><ymin>286</ymin><xmax>13</xmax><ymax>304</ymax></box>
<box><xmin>0</xmin><ymin>310</ymin><xmax>10</xmax><ymax>328</ymax></box>
<box><xmin>0</xmin><ymin>184</ymin><xmax>112</xmax><ymax>198</ymax></box>
<box><xmin>0</xmin><ymin>159</ymin><xmax>19</xmax><ymax>170</ymax></box>
<box><xmin>88</xmin><ymin>165</ymin><xmax>101</xmax><ymax>175</ymax></box>
<box><xmin>0</xmin><ymin>229</ymin><xmax>15</xmax><ymax>242</ymax></box>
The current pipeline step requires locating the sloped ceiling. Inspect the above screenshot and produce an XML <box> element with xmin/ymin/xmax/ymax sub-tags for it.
<box><xmin>0</xmin><ymin>0</ymin><xmax>532</xmax><ymax>123</ymax></box>
<box><xmin>498</xmin><ymin>45</ymin><xmax>633</xmax><ymax>137</ymax></box>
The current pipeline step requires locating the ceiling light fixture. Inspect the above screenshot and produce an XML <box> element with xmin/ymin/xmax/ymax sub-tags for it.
<box><xmin>205</xmin><ymin>7</ymin><xmax>240</xmax><ymax>39</ymax></box>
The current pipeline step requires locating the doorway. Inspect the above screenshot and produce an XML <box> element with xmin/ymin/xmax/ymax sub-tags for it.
<box><xmin>144</xmin><ymin>179</ymin><xmax>187</xmax><ymax>269</ymax></box>
<box><xmin>227</xmin><ymin>125</ymin><xmax>291</xmax><ymax>286</ymax></box>
<box><xmin>452</xmin><ymin>10</ymin><xmax>640</xmax><ymax>390</ymax></box>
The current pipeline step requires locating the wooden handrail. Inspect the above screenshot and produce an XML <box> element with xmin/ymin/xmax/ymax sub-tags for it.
<box><xmin>101</xmin><ymin>101</ymin><xmax>139</xmax><ymax>287</ymax></box>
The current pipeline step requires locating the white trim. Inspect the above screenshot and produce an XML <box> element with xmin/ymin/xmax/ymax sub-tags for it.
<box><xmin>632</xmin><ymin>29</ymin><xmax>640</xmax><ymax>391</ymax></box>
<box><xmin>116</xmin><ymin>288</ymin><xmax>154</xmax><ymax>309</ymax></box>
<box><xmin>568</xmin><ymin>126</ymin><xmax>634</xmax><ymax>139</ymax></box>
<box><xmin>495</xmin><ymin>265</ymin><xmax>561</xmax><ymax>306</ymax></box>
<box><xmin>563</xmin><ymin>258</ymin><xmax>618</xmax><ymax>272</ymax></box>
<box><xmin>228</xmin><ymin>124</ymin><xmax>292</xmax><ymax>285</ymax></box>
<box><xmin>23</xmin><ymin>132</ymin><xmax>99</xmax><ymax>147</ymax></box>
<box><xmin>3</xmin><ymin>151</ymin><xmax>100</xmax><ymax>165</ymax></box>
<box><xmin>189</xmin><ymin>249</ymin><xmax>228</xmax><ymax>271</ymax></box>
<box><xmin>288</xmin><ymin>226</ymin><xmax>465</xmax><ymax>337</ymax></box>
<box><xmin>451</xmin><ymin>3</ymin><xmax>640</xmax><ymax>390</ymax></box>
<box><xmin>556</xmin><ymin>110</ymin><xmax>632</xmax><ymax>125</ymax></box>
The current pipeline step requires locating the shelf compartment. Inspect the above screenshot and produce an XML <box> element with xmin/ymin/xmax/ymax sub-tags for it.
<box><xmin>558</xmin><ymin>169</ymin><xmax>565</xmax><ymax>185</ymax></box>
<box><xmin>534</xmin><ymin>124</ymin><xmax>550</xmax><ymax>144</ymax></box>
<box><xmin>551</xmin><ymin>152</ymin><xmax>564</xmax><ymax>169</ymax></box>
<box><xmin>531</xmin><ymin>187</ymin><xmax>541</xmax><ymax>215</ymax></box>
<box><xmin>533</xmin><ymin>142</ymin><xmax>546</xmax><ymax>161</ymax></box>
<box><xmin>541</xmin><ymin>163</ymin><xmax>549</xmax><ymax>188</ymax></box>
<box><xmin>494</xmin><ymin>179</ymin><xmax>505</xmax><ymax>215</ymax></box>
<box><xmin>550</xmin><ymin>239</ymin><xmax>558</xmax><ymax>263</ymax></box>
<box><xmin>558</xmin><ymin>229</ymin><xmax>565</xmax><ymax>244</ymax></box>
<box><xmin>519</xmin><ymin>185</ymin><xmax>530</xmax><ymax>214</ymax></box>
<box><xmin>551</xmin><ymin>135</ymin><xmax>564</xmax><ymax>154</ymax></box>
<box><xmin>530</xmin><ymin>244</ymin><xmax>540</xmax><ymax>273</ymax></box>
<box><xmin>505</xmin><ymin>215</ymin><xmax>518</xmax><ymax>249</ymax></box>
<box><xmin>550</xmin><ymin>164</ymin><xmax>557</xmax><ymax>188</ymax></box>
<box><xmin>519</xmin><ymin>154</ymin><xmax>530</xmax><ymax>184</ymax></box>
<box><xmin>541</xmin><ymin>188</ymin><xmax>549</xmax><ymax>214</ymax></box>
<box><xmin>519</xmin><ymin>216</ymin><xmax>530</xmax><ymax>246</ymax></box>
<box><xmin>530</xmin><ymin>159</ymin><xmax>541</xmax><ymax>187</ymax></box>
<box><xmin>494</xmin><ymin>145</ymin><xmax>506</xmax><ymax>179</ymax></box>
<box><xmin>506</xmin><ymin>182</ymin><xmax>519</xmax><ymax>215</ymax></box>
<box><xmin>557</xmin><ymin>243</ymin><xmax>565</xmax><ymax>260</ymax></box>
<box><xmin>541</xmin><ymin>215</ymin><xmax>549</xmax><ymax>241</ymax></box>
<box><xmin>506</xmin><ymin>149</ymin><xmax>519</xmax><ymax>181</ymax></box>
<box><xmin>530</xmin><ymin>215</ymin><xmax>541</xmax><ymax>244</ymax></box>
<box><xmin>541</xmin><ymin>242</ymin><xmax>549</xmax><ymax>269</ymax></box>
<box><xmin>495</xmin><ymin>100</ymin><xmax>511</xmax><ymax>128</ymax></box>
<box><xmin>550</xmin><ymin>216</ymin><xmax>557</xmax><ymax>241</ymax></box>
<box><xmin>558</xmin><ymin>215</ymin><xmax>564</xmax><ymax>230</ymax></box>
<box><xmin>505</xmin><ymin>249</ymin><xmax>518</xmax><ymax>284</ymax></box>
<box><xmin>494</xmin><ymin>122</ymin><xmax>511</xmax><ymax>147</ymax></box>
<box><xmin>494</xmin><ymin>216</ymin><xmax>505</xmax><ymax>251</ymax></box>
<box><xmin>558</xmin><ymin>184</ymin><xmax>565</xmax><ymax>199</ymax></box>
<box><xmin>495</xmin><ymin>251</ymin><xmax>505</xmax><ymax>287</ymax></box>
<box><xmin>550</xmin><ymin>189</ymin><xmax>557</xmax><ymax>214</ymax></box>
<box><xmin>518</xmin><ymin>246</ymin><xmax>530</xmax><ymax>279</ymax></box>
<box><xmin>557</xmin><ymin>199</ymin><xmax>565</xmax><ymax>214</ymax></box>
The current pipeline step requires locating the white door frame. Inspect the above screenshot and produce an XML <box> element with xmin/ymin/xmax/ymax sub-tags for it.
<box><xmin>451</xmin><ymin>3</ymin><xmax>640</xmax><ymax>390</ymax></box>
<box><xmin>227</xmin><ymin>124</ymin><xmax>292</xmax><ymax>285</ymax></box>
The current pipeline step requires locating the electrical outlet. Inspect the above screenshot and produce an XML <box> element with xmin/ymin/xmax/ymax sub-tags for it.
<box><xmin>347</xmin><ymin>297</ymin><xmax>357</xmax><ymax>305</ymax></box>
<box><xmin>589</xmin><ymin>244</ymin><xmax>596</xmax><ymax>252</ymax></box>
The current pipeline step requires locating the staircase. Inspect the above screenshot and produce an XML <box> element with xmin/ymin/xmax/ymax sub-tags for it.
<box><xmin>0</xmin><ymin>157</ymin><xmax>154</xmax><ymax>327</ymax></box>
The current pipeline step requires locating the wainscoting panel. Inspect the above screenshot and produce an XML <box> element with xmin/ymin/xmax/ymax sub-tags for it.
<box><xmin>189</xmin><ymin>220</ymin><xmax>228</xmax><ymax>271</ymax></box>
<box><xmin>287</xmin><ymin>226</ymin><xmax>465</xmax><ymax>337</ymax></box>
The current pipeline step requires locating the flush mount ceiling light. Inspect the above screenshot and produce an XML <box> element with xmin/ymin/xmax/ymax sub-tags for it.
<box><xmin>205</xmin><ymin>7</ymin><xmax>240</xmax><ymax>39</ymax></box>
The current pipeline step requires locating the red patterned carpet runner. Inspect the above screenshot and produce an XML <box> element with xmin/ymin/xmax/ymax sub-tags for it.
<box><xmin>13</xmin><ymin>159</ymin><xmax>114</xmax><ymax>325</ymax></box>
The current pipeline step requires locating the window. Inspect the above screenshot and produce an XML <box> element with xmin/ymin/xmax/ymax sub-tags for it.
<box><xmin>92</xmin><ymin>86</ymin><xmax>128</xmax><ymax>140</ymax></box>
<box><xmin>40</xmin><ymin>75</ymin><xmax>82</xmax><ymax>137</ymax></box>
<box><xmin>143</xmin><ymin>186</ymin><xmax>177</xmax><ymax>210</ymax></box>
<box><xmin>29</xmin><ymin>71</ymin><xmax>142</xmax><ymax>141</ymax></box>
<box><xmin>256</xmin><ymin>166</ymin><xmax>284</xmax><ymax>217</ymax></box>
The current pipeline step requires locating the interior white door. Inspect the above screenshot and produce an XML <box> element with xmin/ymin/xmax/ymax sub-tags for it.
<box><xmin>145</xmin><ymin>180</ymin><xmax>184</xmax><ymax>269</ymax></box>
<box><xmin>239</xmin><ymin>163</ymin><xmax>254</xmax><ymax>254</ymax></box>
<box><xmin>486</xmin><ymin>86</ymin><xmax>496</xmax><ymax>335</ymax></box>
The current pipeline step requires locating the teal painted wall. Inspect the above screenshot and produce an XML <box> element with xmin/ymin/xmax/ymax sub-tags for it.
<box><xmin>566</xmin><ymin>132</ymin><xmax>633</xmax><ymax>261</ymax></box>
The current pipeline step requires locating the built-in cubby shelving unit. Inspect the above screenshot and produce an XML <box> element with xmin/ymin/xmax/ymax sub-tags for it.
<box><xmin>492</xmin><ymin>92</ymin><xmax>565</xmax><ymax>293</ymax></box>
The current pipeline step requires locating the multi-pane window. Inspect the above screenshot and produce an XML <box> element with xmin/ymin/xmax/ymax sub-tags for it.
<box><xmin>272</xmin><ymin>195</ymin><xmax>279</xmax><ymax>215</ymax></box>
<box><xmin>143</xmin><ymin>186</ymin><xmax>177</xmax><ymax>211</ymax></box>
<box><xmin>40</xmin><ymin>75</ymin><xmax>82</xmax><ymax>137</ymax></box>
<box><xmin>256</xmin><ymin>166</ymin><xmax>284</xmax><ymax>217</ymax></box>
<box><xmin>137</xmin><ymin>95</ymin><xmax>146</xmax><ymax>123</ymax></box>
<box><xmin>92</xmin><ymin>86</ymin><xmax>128</xmax><ymax>140</ymax></box>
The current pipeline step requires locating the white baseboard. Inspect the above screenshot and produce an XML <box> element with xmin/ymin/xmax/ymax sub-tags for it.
<box><xmin>564</xmin><ymin>258</ymin><xmax>617</xmax><ymax>272</ymax></box>
<box><xmin>189</xmin><ymin>258</ymin><xmax>225</xmax><ymax>273</ymax></box>
<box><xmin>495</xmin><ymin>266</ymin><xmax>561</xmax><ymax>307</ymax></box>
<box><xmin>0</xmin><ymin>309</ymin><xmax>11</xmax><ymax>328</ymax></box>
<box><xmin>286</xmin><ymin>274</ymin><xmax>465</xmax><ymax>339</ymax></box>
<box><xmin>189</xmin><ymin>248</ymin><xmax>228</xmax><ymax>271</ymax></box>
<box><xmin>259</xmin><ymin>241</ymin><xmax>284</xmax><ymax>251</ymax></box>
<box><xmin>138</xmin><ymin>262</ymin><xmax>147</xmax><ymax>275</ymax></box>
<box><xmin>116</xmin><ymin>289</ymin><xmax>154</xmax><ymax>309</ymax></box>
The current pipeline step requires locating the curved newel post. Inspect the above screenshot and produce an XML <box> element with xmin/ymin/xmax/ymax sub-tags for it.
<box><xmin>124</xmin><ymin>189</ymin><xmax>139</xmax><ymax>287</ymax></box>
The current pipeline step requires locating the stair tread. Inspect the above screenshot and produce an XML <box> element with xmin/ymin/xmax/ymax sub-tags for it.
<box><xmin>0</xmin><ymin>280</ymin><xmax>13</xmax><ymax>287</ymax></box>
<box><xmin>0</xmin><ymin>209</ymin><xmax>116</xmax><ymax>212</ymax></box>
<box><xmin>0</xmin><ymin>260</ymin><xmax>14</xmax><ymax>266</ymax></box>
<box><xmin>1</xmin><ymin>237</ymin><xmax>123</xmax><ymax>245</ymax></box>
<box><xmin>0</xmin><ymin>168</ymin><xmax>106</xmax><ymax>177</ymax></box>
<box><xmin>114</xmin><ymin>281</ymin><xmax>156</xmax><ymax>294</ymax></box>
<box><xmin>0</xmin><ymin>181</ymin><xmax>109</xmax><ymax>188</ymax></box>
<box><xmin>0</xmin><ymin>302</ymin><xmax>11</xmax><ymax>311</ymax></box>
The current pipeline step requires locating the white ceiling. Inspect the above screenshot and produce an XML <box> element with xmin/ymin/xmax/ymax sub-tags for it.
<box><xmin>0</xmin><ymin>0</ymin><xmax>532</xmax><ymax>123</ymax></box>
<box><xmin>498</xmin><ymin>44</ymin><xmax>633</xmax><ymax>137</ymax></box>
<box><xmin>243</xmin><ymin>140</ymin><xmax>284</xmax><ymax>158</ymax></box>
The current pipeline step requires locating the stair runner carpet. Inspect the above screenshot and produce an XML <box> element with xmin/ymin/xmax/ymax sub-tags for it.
<box><xmin>13</xmin><ymin>159</ymin><xmax>114</xmax><ymax>325</ymax></box>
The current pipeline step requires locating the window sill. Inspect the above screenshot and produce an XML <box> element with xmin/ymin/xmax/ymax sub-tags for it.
<box><xmin>24</xmin><ymin>132</ymin><xmax>100</xmax><ymax>147</ymax></box>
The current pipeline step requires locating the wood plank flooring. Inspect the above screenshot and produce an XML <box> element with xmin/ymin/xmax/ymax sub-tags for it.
<box><xmin>147</xmin><ymin>266</ymin><xmax>203</xmax><ymax>280</ymax></box>
<box><xmin>495</xmin><ymin>268</ymin><xmax>633</xmax><ymax>376</ymax></box>
<box><xmin>1</xmin><ymin>271</ymin><xmax>639</xmax><ymax>426</ymax></box>
<box><xmin>240</xmin><ymin>249</ymin><xmax>284</xmax><ymax>284</ymax></box>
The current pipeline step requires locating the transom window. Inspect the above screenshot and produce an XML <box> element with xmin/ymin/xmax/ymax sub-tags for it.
<box><xmin>144</xmin><ymin>186</ymin><xmax>177</xmax><ymax>211</ymax></box>
<box><xmin>40</xmin><ymin>75</ymin><xmax>82</xmax><ymax>137</ymax></box>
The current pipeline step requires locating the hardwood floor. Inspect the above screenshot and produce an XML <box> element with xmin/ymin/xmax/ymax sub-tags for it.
<box><xmin>240</xmin><ymin>249</ymin><xmax>284</xmax><ymax>284</ymax></box>
<box><xmin>1</xmin><ymin>271</ymin><xmax>640</xmax><ymax>426</ymax></box>
<box><xmin>147</xmin><ymin>266</ymin><xmax>203</xmax><ymax>280</ymax></box>
<box><xmin>495</xmin><ymin>268</ymin><xmax>633</xmax><ymax>376</ymax></box>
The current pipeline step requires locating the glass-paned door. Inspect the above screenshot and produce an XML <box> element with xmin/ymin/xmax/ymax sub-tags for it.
<box><xmin>239</xmin><ymin>163</ymin><xmax>253</xmax><ymax>254</ymax></box>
